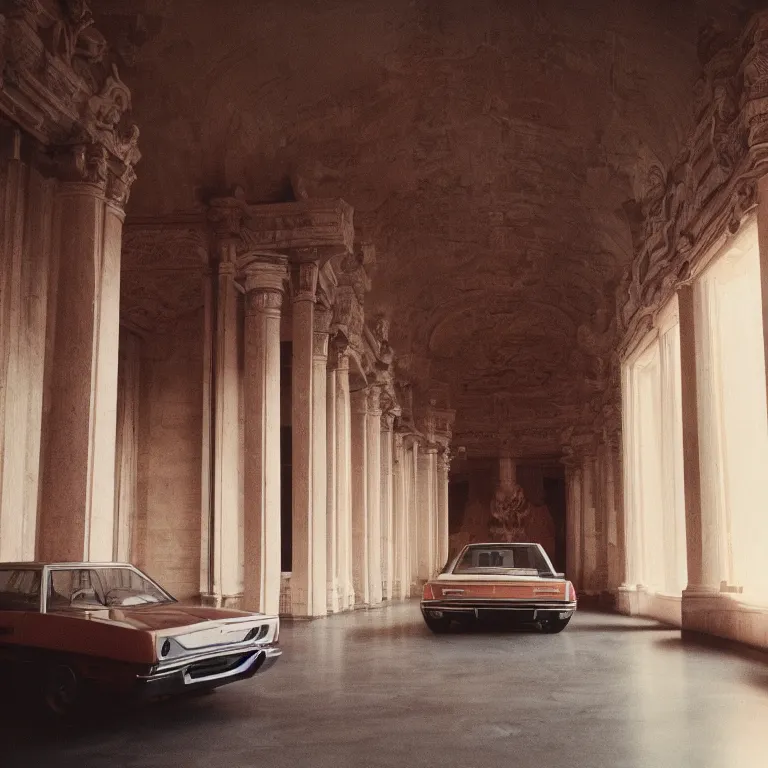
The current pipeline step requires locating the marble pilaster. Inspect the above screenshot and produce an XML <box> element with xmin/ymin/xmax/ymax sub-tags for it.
<box><xmin>417</xmin><ymin>444</ymin><xmax>438</xmax><ymax>582</ymax></box>
<box><xmin>351</xmin><ymin>388</ymin><xmax>369</xmax><ymax>605</ymax></box>
<box><xmin>39</xmin><ymin>175</ymin><xmax>126</xmax><ymax>562</ymax></box>
<box><xmin>291</xmin><ymin>261</ymin><xmax>323</xmax><ymax>617</ymax></box>
<box><xmin>392</xmin><ymin>431</ymin><xmax>409</xmax><ymax>599</ymax></box>
<box><xmin>436</xmin><ymin>449</ymin><xmax>450</xmax><ymax>571</ymax></box>
<box><xmin>311</xmin><ymin>308</ymin><xmax>331</xmax><ymax>615</ymax></box>
<box><xmin>242</xmin><ymin>259</ymin><xmax>287</xmax><ymax>614</ymax></box>
<box><xmin>366</xmin><ymin>386</ymin><xmax>383</xmax><ymax>606</ymax></box>
<box><xmin>380</xmin><ymin>411</ymin><xmax>395</xmax><ymax>600</ymax></box>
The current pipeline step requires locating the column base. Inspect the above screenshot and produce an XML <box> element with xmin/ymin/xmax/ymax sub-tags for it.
<box><xmin>616</xmin><ymin>584</ymin><xmax>646</xmax><ymax>615</ymax></box>
<box><xmin>681</xmin><ymin>588</ymin><xmax>768</xmax><ymax>650</ymax></box>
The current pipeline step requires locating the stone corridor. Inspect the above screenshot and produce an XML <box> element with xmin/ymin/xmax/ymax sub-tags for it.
<box><xmin>4</xmin><ymin>603</ymin><xmax>768</xmax><ymax>768</ymax></box>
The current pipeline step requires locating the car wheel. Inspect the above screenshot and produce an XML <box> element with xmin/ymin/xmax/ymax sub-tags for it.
<box><xmin>538</xmin><ymin>617</ymin><xmax>571</xmax><ymax>634</ymax></box>
<box><xmin>423</xmin><ymin>613</ymin><xmax>452</xmax><ymax>634</ymax></box>
<box><xmin>42</xmin><ymin>664</ymin><xmax>81</xmax><ymax>717</ymax></box>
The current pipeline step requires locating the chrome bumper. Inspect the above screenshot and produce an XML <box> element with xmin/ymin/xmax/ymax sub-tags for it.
<box><xmin>421</xmin><ymin>599</ymin><xmax>577</xmax><ymax>615</ymax></box>
<box><xmin>137</xmin><ymin>642</ymin><xmax>281</xmax><ymax>696</ymax></box>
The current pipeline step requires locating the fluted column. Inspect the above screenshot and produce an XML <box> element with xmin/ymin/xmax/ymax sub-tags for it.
<box><xmin>366</xmin><ymin>386</ymin><xmax>383</xmax><ymax>605</ymax></box>
<box><xmin>242</xmin><ymin>259</ymin><xmax>287</xmax><ymax>615</ymax></box>
<box><xmin>380</xmin><ymin>412</ymin><xmax>395</xmax><ymax>600</ymax></box>
<box><xmin>417</xmin><ymin>444</ymin><xmax>437</xmax><ymax>582</ymax></box>
<box><xmin>436</xmin><ymin>449</ymin><xmax>450</xmax><ymax>570</ymax></box>
<box><xmin>291</xmin><ymin>261</ymin><xmax>324</xmax><ymax>617</ymax></box>
<box><xmin>39</xmin><ymin>174</ymin><xmax>126</xmax><ymax>562</ymax></box>
<box><xmin>351</xmin><ymin>388</ymin><xmax>369</xmax><ymax>605</ymax></box>
<box><xmin>392</xmin><ymin>431</ymin><xmax>408</xmax><ymax>599</ymax></box>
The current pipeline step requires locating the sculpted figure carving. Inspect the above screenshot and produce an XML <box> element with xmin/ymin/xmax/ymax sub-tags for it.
<box><xmin>489</xmin><ymin>484</ymin><xmax>530</xmax><ymax>543</ymax></box>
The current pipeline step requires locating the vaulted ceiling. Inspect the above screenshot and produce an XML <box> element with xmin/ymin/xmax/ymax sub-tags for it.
<box><xmin>100</xmin><ymin>0</ymin><xmax>757</xmax><ymax>456</ymax></box>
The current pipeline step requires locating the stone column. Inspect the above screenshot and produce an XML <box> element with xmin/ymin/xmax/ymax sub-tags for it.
<box><xmin>436</xmin><ymin>449</ymin><xmax>450</xmax><ymax>571</ymax></box>
<box><xmin>0</xmin><ymin>149</ymin><xmax>54</xmax><ymax>562</ymax></box>
<box><xmin>114</xmin><ymin>330</ymin><xmax>141</xmax><ymax>562</ymax></box>
<box><xmin>677</xmin><ymin>284</ymin><xmax>713</xmax><ymax>593</ymax></box>
<box><xmin>291</xmin><ymin>261</ymin><xmax>324</xmax><ymax>617</ymax></box>
<box><xmin>417</xmin><ymin>444</ymin><xmax>437</xmax><ymax>582</ymax></box>
<box><xmin>392</xmin><ymin>431</ymin><xmax>408</xmax><ymax>599</ymax></box>
<box><xmin>366</xmin><ymin>386</ymin><xmax>383</xmax><ymax>605</ymax></box>
<box><xmin>407</xmin><ymin>439</ymin><xmax>421</xmax><ymax>595</ymax></box>
<box><xmin>350</xmin><ymin>388</ymin><xmax>369</xmax><ymax>605</ymax></box>
<box><xmin>311</xmin><ymin>308</ymin><xmax>330</xmax><ymax>615</ymax></box>
<box><xmin>242</xmin><ymin>259</ymin><xmax>287</xmax><ymax>615</ymax></box>
<box><xmin>326</xmin><ymin>348</ymin><xmax>339</xmax><ymax>613</ymax></box>
<box><xmin>332</xmin><ymin>343</ymin><xmax>354</xmax><ymax>610</ymax></box>
<box><xmin>380</xmin><ymin>411</ymin><xmax>395</xmax><ymax>600</ymax></box>
<box><xmin>211</xmin><ymin>253</ymin><xmax>242</xmax><ymax>605</ymax></box>
<box><xmin>565</xmin><ymin>463</ymin><xmax>583</xmax><ymax>588</ymax></box>
<box><xmin>39</xmin><ymin>169</ymin><xmax>126</xmax><ymax>562</ymax></box>
<box><xmin>581</xmin><ymin>454</ymin><xmax>599</xmax><ymax>593</ymax></box>
<box><xmin>604</xmin><ymin>435</ymin><xmax>623</xmax><ymax>593</ymax></box>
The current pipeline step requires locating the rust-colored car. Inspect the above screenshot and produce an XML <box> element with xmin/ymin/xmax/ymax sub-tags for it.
<box><xmin>421</xmin><ymin>543</ymin><xmax>577</xmax><ymax>633</ymax></box>
<box><xmin>0</xmin><ymin>562</ymin><xmax>281</xmax><ymax>714</ymax></box>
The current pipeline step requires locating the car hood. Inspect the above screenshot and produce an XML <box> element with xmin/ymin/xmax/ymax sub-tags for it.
<box><xmin>63</xmin><ymin>604</ymin><xmax>261</xmax><ymax>632</ymax></box>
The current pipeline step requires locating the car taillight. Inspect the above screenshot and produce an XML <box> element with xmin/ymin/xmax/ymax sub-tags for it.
<box><xmin>567</xmin><ymin>581</ymin><xmax>576</xmax><ymax>602</ymax></box>
<box><xmin>422</xmin><ymin>583</ymin><xmax>435</xmax><ymax>600</ymax></box>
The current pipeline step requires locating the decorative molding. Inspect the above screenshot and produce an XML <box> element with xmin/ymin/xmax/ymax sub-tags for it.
<box><xmin>617</xmin><ymin>11</ymin><xmax>768</xmax><ymax>359</ymax></box>
<box><xmin>1</xmin><ymin>1</ymin><xmax>140</xmax><ymax>204</ymax></box>
<box><xmin>207</xmin><ymin>192</ymin><xmax>354</xmax><ymax>264</ymax></box>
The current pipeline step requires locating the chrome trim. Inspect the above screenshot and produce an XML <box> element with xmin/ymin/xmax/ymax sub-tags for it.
<box><xmin>140</xmin><ymin>641</ymin><xmax>282</xmax><ymax>679</ymax></box>
<box><xmin>422</xmin><ymin>599</ymin><xmax>578</xmax><ymax>613</ymax></box>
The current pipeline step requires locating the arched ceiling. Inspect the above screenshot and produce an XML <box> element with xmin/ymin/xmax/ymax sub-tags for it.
<box><xmin>98</xmin><ymin>0</ymin><xmax>757</xmax><ymax>455</ymax></box>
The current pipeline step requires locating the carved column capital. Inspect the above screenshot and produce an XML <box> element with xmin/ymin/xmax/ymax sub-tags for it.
<box><xmin>313</xmin><ymin>307</ymin><xmax>331</xmax><ymax>360</ymax></box>
<box><xmin>293</xmin><ymin>261</ymin><xmax>319</xmax><ymax>303</ymax></box>
<box><xmin>367</xmin><ymin>384</ymin><xmax>382</xmax><ymax>416</ymax></box>
<box><xmin>242</xmin><ymin>258</ymin><xmax>288</xmax><ymax>318</ymax></box>
<box><xmin>328</xmin><ymin>333</ymin><xmax>350</xmax><ymax>371</ymax></box>
<box><xmin>381</xmin><ymin>411</ymin><xmax>396</xmax><ymax>432</ymax></box>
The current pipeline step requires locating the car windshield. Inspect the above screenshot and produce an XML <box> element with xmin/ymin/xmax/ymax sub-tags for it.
<box><xmin>47</xmin><ymin>567</ymin><xmax>174</xmax><ymax>611</ymax></box>
<box><xmin>453</xmin><ymin>545</ymin><xmax>553</xmax><ymax>576</ymax></box>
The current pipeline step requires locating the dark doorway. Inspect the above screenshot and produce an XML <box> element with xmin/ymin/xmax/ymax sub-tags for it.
<box><xmin>543</xmin><ymin>476</ymin><xmax>566</xmax><ymax>572</ymax></box>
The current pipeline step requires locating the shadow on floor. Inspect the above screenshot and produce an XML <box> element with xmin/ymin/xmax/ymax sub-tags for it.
<box><xmin>0</xmin><ymin>691</ymin><xmax>233</xmax><ymax>750</ymax></box>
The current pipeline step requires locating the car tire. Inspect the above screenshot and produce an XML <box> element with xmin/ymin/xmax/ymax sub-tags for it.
<box><xmin>538</xmin><ymin>617</ymin><xmax>571</xmax><ymax>634</ymax></box>
<box><xmin>423</xmin><ymin>613</ymin><xmax>452</xmax><ymax>634</ymax></box>
<box><xmin>42</xmin><ymin>663</ymin><xmax>81</xmax><ymax>718</ymax></box>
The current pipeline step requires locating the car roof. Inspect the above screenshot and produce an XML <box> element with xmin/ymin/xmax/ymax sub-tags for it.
<box><xmin>0</xmin><ymin>562</ymin><xmax>134</xmax><ymax>569</ymax></box>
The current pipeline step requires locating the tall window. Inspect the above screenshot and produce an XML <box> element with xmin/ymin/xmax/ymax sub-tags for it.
<box><xmin>694</xmin><ymin>218</ymin><xmax>768</xmax><ymax>602</ymax></box>
<box><xmin>623</xmin><ymin>297</ymin><xmax>687</xmax><ymax>595</ymax></box>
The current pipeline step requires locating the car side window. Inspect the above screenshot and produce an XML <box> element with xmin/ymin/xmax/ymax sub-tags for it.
<box><xmin>48</xmin><ymin>569</ymin><xmax>105</xmax><ymax>611</ymax></box>
<box><xmin>0</xmin><ymin>569</ymin><xmax>41</xmax><ymax>612</ymax></box>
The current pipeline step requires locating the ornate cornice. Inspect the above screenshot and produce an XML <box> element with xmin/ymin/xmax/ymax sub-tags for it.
<box><xmin>207</xmin><ymin>192</ymin><xmax>354</xmax><ymax>265</ymax></box>
<box><xmin>618</xmin><ymin>11</ymin><xmax>768</xmax><ymax>359</ymax></box>
<box><xmin>1</xmin><ymin>1</ymin><xmax>140</xmax><ymax>205</ymax></box>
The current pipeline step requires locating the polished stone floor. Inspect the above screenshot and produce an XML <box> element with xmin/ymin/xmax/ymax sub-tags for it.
<box><xmin>4</xmin><ymin>603</ymin><xmax>768</xmax><ymax>767</ymax></box>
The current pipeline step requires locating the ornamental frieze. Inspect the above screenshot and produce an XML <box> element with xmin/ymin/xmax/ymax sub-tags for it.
<box><xmin>618</xmin><ymin>11</ymin><xmax>768</xmax><ymax>359</ymax></box>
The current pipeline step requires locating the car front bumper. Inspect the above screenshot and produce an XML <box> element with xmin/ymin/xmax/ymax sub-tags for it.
<box><xmin>136</xmin><ymin>642</ymin><xmax>281</xmax><ymax>698</ymax></box>
<box><xmin>421</xmin><ymin>599</ymin><xmax>577</xmax><ymax>621</ymax></box>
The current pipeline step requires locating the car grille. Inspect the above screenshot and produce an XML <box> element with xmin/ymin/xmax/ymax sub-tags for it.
<box><xmin>186</xmin><ymin>652</ymin><xmax>254</xmax><ymax>680</ymax></box>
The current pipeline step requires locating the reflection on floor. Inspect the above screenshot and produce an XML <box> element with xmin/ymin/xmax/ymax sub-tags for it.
<box><xmin>4</xmin><ymin>603</ymin><xmax>768</xmax><ymax>767</ymax></box>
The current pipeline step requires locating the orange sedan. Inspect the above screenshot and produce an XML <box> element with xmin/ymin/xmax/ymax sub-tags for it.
<box><xmin>0</xmin><ymin>562</ymin><xmax>281</xmax><ymax>715</ymax></box>
<box><xmin>421</xmin><ymin>543</ymin><xmax>576</xmax><ymax>634</ymax></box>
